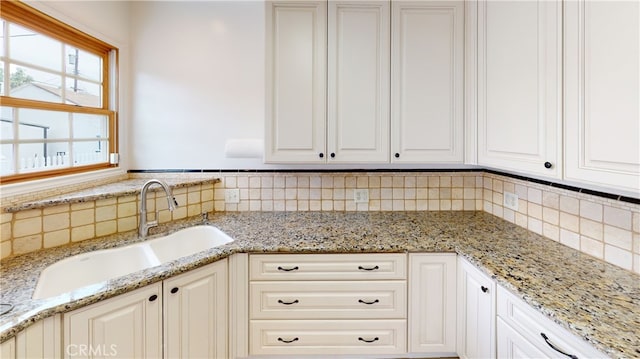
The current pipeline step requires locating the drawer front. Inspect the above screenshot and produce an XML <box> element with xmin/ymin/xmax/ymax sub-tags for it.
<box><xmin>249</xmin><ymin>253</ymin><xmax>407</xmax><ymax>281</ymax></box>
<box><xmin>497</xmin><ymin>286</ymin><xmax>605</xmax><ymax>359</ymax></box>
<box><xmin>250</xmin><ymin>281</ymin><xmax>406</xmax><ymax>319</ymax></box>
<box><xmin>249</xmin><ymin>320</ymin><xmax>407</xmax><ymax>355</ymax></box>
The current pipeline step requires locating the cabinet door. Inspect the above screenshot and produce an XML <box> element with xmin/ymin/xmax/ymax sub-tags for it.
<box><xmin>497</xmin><ymin>318</ymin><xmax>549</xmax><ymax>359</ymax></box>
<box><xmin>391</xmin><ymin>1</ymin><xmax>464</xmax><ymax>163</ymax></box>
<box><xmin>408</xmin><ymin>253</ymin><xmax>457</xmax><ymax>354</ymax></box>
<box><xmin>16</xmin><ymin>315</ymin><xmax>62</xmax><ymax>358</ymax></box>
<box><xmin>328</xmin><ymin>1</ymin><xmax>390</xmax><ymax>163</ymax></box>
<box><xmin>0</xmin><ymin>338</ymin><xmax>14</xmax><ymax>359</ymax></box>
<box><xmin>265</xmin><ymin>1</ymin><xmax>327</xmax><ymax>163</ymax></box>
<box><xmin>477</xmin><ymin>0</ymin><xmax>562</xmax><ymax>177</ymax></box>
<box><xmin>457</xmin><ymin>257</ymin><xmax>495</xmax><ymax>359</ymax></box>
<box><xmin>164</xmin><ymin>259</ymin><xmax>228</xmax><ymax>359</ymax></box>
<box><xmin>64</xmin><ymin>284</ymin><xmax>162</xmax><ymax>359</ymax></box>
<box><xmin>564</xmin><ymin>0</ymin><xmax>640</xmax><ymax>194</ymax></box>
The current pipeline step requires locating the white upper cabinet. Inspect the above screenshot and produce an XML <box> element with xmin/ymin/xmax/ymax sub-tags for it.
<box><xmin>564</xmin><ymin>0</ymin><xmax>640</xmax><ymax>194</ymax></box>
<box><xmin>328</xmin><ymin>1</ymin><xmax>390</xmax><ymax>163</ymax></box>
<box><xmin>477</xmin><ymin>0</ymin><xmax>562</xmax><ymax>178</ymax></box>
<box><xmin>391</xmin><ymin>1</ymin><xmax>464</xmax><ymax>163</ymax></box>
<box><xmin>265</xmin><ymin>1</ymin><xmax>327</xmax><ymax>163</ymax></box>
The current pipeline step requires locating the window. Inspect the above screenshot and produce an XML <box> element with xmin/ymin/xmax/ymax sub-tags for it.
<box><xmin>0</xmin><ymin>1</ymin><xmax>118</xmax><ymax>184</ymax></box>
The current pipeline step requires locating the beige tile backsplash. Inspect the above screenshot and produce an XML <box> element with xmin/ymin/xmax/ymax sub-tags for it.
<box><xmin>1</xmin><ymin>171</ymin><xmax>638</xmax><ymax>275</ymax></box>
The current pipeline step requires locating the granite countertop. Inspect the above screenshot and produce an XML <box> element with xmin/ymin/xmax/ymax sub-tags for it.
<box><xmin>0</xmin><ymin>211</ymin><xmax>638</xmax><ymax>358</ymax></box>
<box><xmin>3</xmin><ymin>177</ymin><xmax>220</xmax><ymax>212</ymax></box>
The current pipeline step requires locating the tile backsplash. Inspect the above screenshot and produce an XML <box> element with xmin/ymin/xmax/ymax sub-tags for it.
<box><xmin>1</xmin><ymin>171</ymin><xmax>638</xmax><ymax>274</ymax></box>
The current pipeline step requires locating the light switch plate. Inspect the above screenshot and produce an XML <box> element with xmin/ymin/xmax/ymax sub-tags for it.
<box><xmin>354</xmin><ymin>189</ymin><xmax>369</xmax><ymax>203</ymax></box>
<box><xmin>225</xmin><ymin>189</ymin><xmax>240</xmax><ymax>204</ymax></box>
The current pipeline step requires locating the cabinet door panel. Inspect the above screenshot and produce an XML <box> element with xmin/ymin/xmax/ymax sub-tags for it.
<box><xmin>497</xmin><ymin>318</ymin><xmax>549</xmax><ymax>359</ymax></box>
<box><xmin>64</xmin><ymin>284</ymin><xmax>162</xmax><ymax>359</ymax></box>
<box><xmin>409</xmin><ymin>253</ymin><xmax>457</xmax><ymax>354</ymax></box>
<box><xmin>477</xmin><ymin>0</ymin><xmax>561</xmax><ymax>177</ymax></box>
<box><xmin>564</xmin><ymin>0</ymin><xmax>640</xmax><ymax>193</ymax></box>
<box><xmin>265</xmin><ymin>1</ymin><xmax>327</xmax><ymax>162</ymax></box>
<box><xmin>328</xmin><ymin>1</ymin><xmax>390</xmax><ymax>163</ymax></box>
<box><xmin>392</xmin><ymin>1</ymin><xmax>464</xmax><ymax>163</ymax></box>
<box><xmin>16</xmin><ymin>315</ymin><xmax>62</xmax><ymax>358</ymax></box>
<box><xmin>163</xmin><ymin>260</ymin><xmax>227</xmax><ymax>359</ymax></box>
<box><xmin>457</xmin><ymin>257</ymin><xmax>495</xmax><ymax>359</ymax></box>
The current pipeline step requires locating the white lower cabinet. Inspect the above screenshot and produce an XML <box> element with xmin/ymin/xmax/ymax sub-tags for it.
<box><xmin>457</xmin><ymin>256</ymin><xmax>496</xmax><ymax>359</ymax></box>
<box><xmin>64</xmin><ymin>284</ymin><xmax>163</xmax><ymax>359</ymax></box>
<box><xmin>496</xmin><ymin>285</ymin><xmax>605</xmax><ymax>359</ymax></box>
<box><xmin>0</xmin><ymin>315</ymin><xmax>63</xmax><ymax>359</ymax></box>
<box><xmin>408</xmin><ymin>253</ymin><xmax>457</xmax><ymax>355</ymax></box>
<box><xmin>63</xmin><ymin>260</ymin><xmax>227</xmax><ymax>359</ymax></box>
<box><xmin>0</xmin><ymin>337</ymin><xmax>14</xmax><ymax>359</ymax></box>
<box><xmin>248</xmin><ymin>253</ymin><xmax>407</xmax><ymax>356</ymax></box>
<box><xmin>163</xmin><ymin>260</ymin><xmax>227</xmax><ymax>359</ymax></box>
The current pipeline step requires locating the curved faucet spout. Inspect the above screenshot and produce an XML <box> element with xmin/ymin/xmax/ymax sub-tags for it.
<box><xmin>139</xmin><ymin>179</ymin><xmax>177</xmax><ymax>238</ymax></box>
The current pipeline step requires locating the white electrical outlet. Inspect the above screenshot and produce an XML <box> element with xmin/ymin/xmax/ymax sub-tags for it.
<box><xmin>225</xmin><ymin>189</ymin><xmax>240</xmax><ymax>204</ymax></box>
<box><xmin>504</xmin><ymin>192</ymin><xmax>519</xmax><ymax>211</ymax></box>
<box><xmin>354</xmin><ymin>189</ymin><xmax>369</xmax><ymax>203</ymax></box>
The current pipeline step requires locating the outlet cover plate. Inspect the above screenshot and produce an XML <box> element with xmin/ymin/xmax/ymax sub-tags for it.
<box><xmin>354</xmin><ymin>189</ymin><xmax>369</xmax><ymax>203</ymax></box>
<box><xmin>504</xmin><ymin>191</ymin><xmax>518</xmax><ymax>211</ymax></box>
<box><xmin>225</xmin><ymin>189</ymin><xmax>240</xmax><ymax>204</ymax></box>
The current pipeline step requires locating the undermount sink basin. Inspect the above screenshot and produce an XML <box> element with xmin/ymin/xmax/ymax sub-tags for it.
<box><xmin>32</xmin><ymin>225</ymin><xmax>234</xmax><ymax>300</ymax></box>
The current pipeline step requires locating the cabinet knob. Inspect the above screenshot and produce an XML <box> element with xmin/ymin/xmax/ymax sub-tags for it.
<box><xmin>330</xmin><ymin>153</ymin><xmax>336</xmax><ymax>158</ymax></box>
<box><xmin>148</xmin><ymin>294</ymin><xmax>158</xmax><ymax>302</ymax></box>
<box><xmin>170</xmin><ymin>287</ymin><xmax>179</xmax><ymax>294</ymax></box>
<box><xmin>544</xmin><ymin>161</ymin><xmax>553</xmax><ymax>169</ymax></box>
<box><xmin>481</xmin><ymin>286</ymin><xmax>489</xmax><ymax>293</ymax></box>
<box><xmin>319</xmin><ymin>153</ymin><xmax>324</xmax><ymax>158</ymax></box>
<box><xmin>395</xmin><ymin>153</ymin><xmax>400</xmax><ymax>158</ymax></box>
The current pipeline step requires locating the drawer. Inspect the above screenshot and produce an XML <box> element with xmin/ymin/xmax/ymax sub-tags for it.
<box><xmin>497</xmin><ymin>286</ymin><xmax>605</xmax><ymax>358</ymax></box>
<box><xmin>249</xmin><ymin>253</ymin><xmax>406</xmax><ymax>281</ymax></box>
<box><xmin>249</xmin><ymin>319</ymin><xmax>407</xmax><ymax>356</ymax></box>
<box><xmin>250</xmin><ymin>281</ymin><xmax>406</xmax><ymax>319</ymax></box>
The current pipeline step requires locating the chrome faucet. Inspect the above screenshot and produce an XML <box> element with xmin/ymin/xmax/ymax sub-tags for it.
<box><xmin>139</xmin><ymin>179</ymin><xmax>177</xmax><ymax>238</ymax></box>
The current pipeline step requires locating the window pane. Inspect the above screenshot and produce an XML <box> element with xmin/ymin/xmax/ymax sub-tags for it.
<box><xmin>73</xmin><ymin>140</ymin><xmax>107</xmax><ymax>165</ymax></box>
<box><xmin>9</xmin><ymin>23</ymin><xmax>62</xmax><ymax>72</ymax></box>
<box><xmin>9</xmin><ymin>64</ymin><xmax>62</xmax><ymax>102</ymax></box>
<box><xmin>1</xmin><ymin>144</ymin><xmax>14</xmax><ymax>175</ymax></box>
<box><xmin>18</xmin><ymin>108</ymin><xmax>69</xmax><ymax>139</ymax></box>
<box><xmin>18</xmin><ymin>142</ymin><xmax>69</xmax><ymax>172</ymax></box>
<box><xmin>65</xmin><ymin>78</ymin><xmax>101</xmax><ymax>107</ymax></box>
<box><xmin>66</xmin><ymin>46</ymin><xmax>101</xmax><ymax>82</ymax></box>
<box><xmin>73</xmin><ymin>113</ymin><xmax>108</xmax><ymax>139</ymax></box>
<box><xmin>0</xmin><ymin>106</ymin><xmax>14</xmax><ymax>140</ymax></box>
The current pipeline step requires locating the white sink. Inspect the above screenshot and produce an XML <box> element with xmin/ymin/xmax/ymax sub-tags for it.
<box><xmin>32</xmin><ymin>225</ymin><xmax>234</xmax><ymax>300</ymax></box>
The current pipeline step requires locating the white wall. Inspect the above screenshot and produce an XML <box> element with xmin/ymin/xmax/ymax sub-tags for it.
<box><xmin>129</xmin><ymin>1</ymin><xmax>267</xmax><ymax>169</ymax></box>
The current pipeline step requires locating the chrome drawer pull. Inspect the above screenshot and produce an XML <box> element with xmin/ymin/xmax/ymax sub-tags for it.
<box><xmin>358</xmin><ymin>265</ymin><xmax>379</xmax><ymax>271</ymax></box>
<box><xmin>278</xmin><ymin>337</ymin><xmax>299</xmax><ymax>344</ymax></box>
<box><xmin>358</xmin><ymin>299</ymin><xmax>380</xmax><ymax>305</ymax></box>
<box><xmin>540</xmin><ymin>333</ymin><xmax>578</xmax><ymax>359</ymax></box>
<box><xmin>277</xmin><ymin>299</ymin><xmax>299</xmax><ymax>305</ymax></box>
<box><xmin>358</xmin><ymin>337</ymin><xmax>379</xmax><ymax>343</ymax></box>
<box><xmin>277</xmin><ymin>266</ymin><xmax>299</xmax><ymax>272</ymax></box>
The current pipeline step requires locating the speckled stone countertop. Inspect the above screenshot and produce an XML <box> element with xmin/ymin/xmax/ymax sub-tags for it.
<box><xmin>3</xmin><ymin>177</ymin><xmax>220</xmax><ymax>212</ymax></box>
<box><xmin>0</xmin><ymin>211</ymin><xmax>638</xmax><ymax>358</ymax></box>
